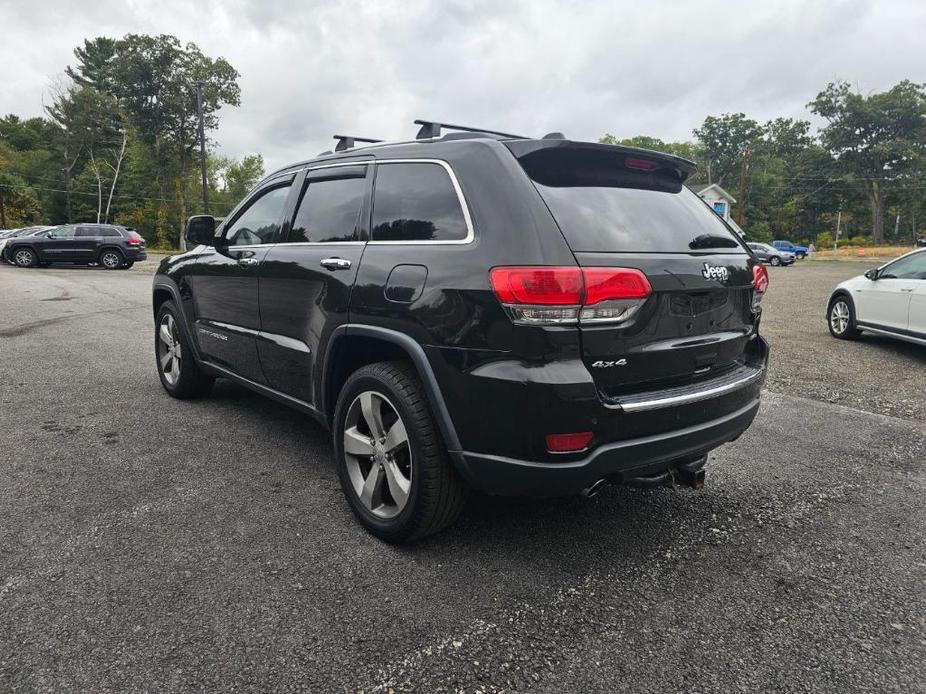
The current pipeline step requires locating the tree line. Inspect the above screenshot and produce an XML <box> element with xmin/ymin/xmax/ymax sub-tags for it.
<box><xmin>1</xmin><ymin>34</ymin><xmax>924</xmax><ymax>248</ymax></box>
<box><xmin>602</xmin><ymin>79</ymin><xmax>926</xmax><ymax>246</ymax></box>
<box><xmin>0</xmin><ymin>34</ymin><xmax>264</xmax><ymax>248</ymax></box>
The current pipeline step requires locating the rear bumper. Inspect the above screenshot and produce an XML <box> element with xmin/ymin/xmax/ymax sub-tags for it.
<box><xmin>453</xmin><ymin>396</ymin><xmax>760</xmax><ymax>496</ymax></box>
<box><xmin>126</xmin><ymin>247</ymin><xmax>148</xmax><ymax>260</ymax></box>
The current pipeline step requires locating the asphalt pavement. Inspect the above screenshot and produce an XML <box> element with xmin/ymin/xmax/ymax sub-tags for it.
<box><xmin>0</xmin><ymin>262</ymin><xmax>923</xmax><ymax>693</ymax></box>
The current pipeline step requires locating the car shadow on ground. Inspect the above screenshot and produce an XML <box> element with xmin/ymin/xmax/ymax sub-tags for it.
<box><xmin>203</xmin><ymin>379</ymin><xmax>745</xmax><ymax>569</ymax></box>
<box><xmin>854</xmin><ymin>333</ymin><xmax>926</xmax><ymax>361</ymax></box>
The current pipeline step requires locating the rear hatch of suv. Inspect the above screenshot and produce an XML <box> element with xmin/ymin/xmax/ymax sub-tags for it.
<box><xmin>506</xmin><ymin>140</ymin><xmax>766</xmax><ymax>403</ymax></box>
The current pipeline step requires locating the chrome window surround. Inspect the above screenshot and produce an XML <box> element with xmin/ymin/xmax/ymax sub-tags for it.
<box><xmin>366</xmin><ymin>159</ymin><xmax>474</xmax><ymax>245</ymax></box>
<box><xmin>224</xmin><ymin>158</ymin><xmax>474</xmax><ymax>249</ymax></box>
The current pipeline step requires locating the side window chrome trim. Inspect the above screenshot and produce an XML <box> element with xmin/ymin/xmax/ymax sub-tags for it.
<box><xmin>304</xmin><ymin>161</ymin><xmax>372</xmax><ymax>173</ymax></box>
<box><xmin>368</xmin><ymin>158</ymin><xmax>475</xmax><ymax>246</ymax></box>
<box><xmin>223</xmin><ymin>241</ymin><xmax>367</xmax><ymax>250</ymax></box>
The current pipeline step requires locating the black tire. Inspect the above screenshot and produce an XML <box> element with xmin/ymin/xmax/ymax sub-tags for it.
<box><xmin>828</xmin><ymin>294</ymin><xmax>860</xmax><ymax>340</ymax></box>
<box><xmin>797</xmin><ymin>252</ymin><xmax>806</xmax><ymax>260</ymax></box>
<box><xmin>333</xmin><ymin>361</ymin><xmax>467</xmax><ymax>543</ymax></box>
<box><xmin>770</xmin><ymin>256</ymin><xmax>781</xmax><ymax>266</ymax></box>
<box><xmin>99</xmin><ymin>249</ymin><xmax>124</xmax><ymax>270</ymax></box>
<box><xmin>13</xmin><ymin>247</ymin><xmax>37</xmax><ymax>268</ymax></box>
<box><xmin>155</xmin><ymin>301</ymin><xmax>215</xmax><ymax>398</ymax></box>
<box><xmin>122</xmin><ymin>261</ymin><xmax>134</xmax><ymax>270</ymax></box>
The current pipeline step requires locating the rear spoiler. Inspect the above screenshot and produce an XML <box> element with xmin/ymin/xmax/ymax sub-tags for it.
<box><xmin>504</xmin><ymin>139</ymin><xmax>697</xmax><ymax>191</ymax></box>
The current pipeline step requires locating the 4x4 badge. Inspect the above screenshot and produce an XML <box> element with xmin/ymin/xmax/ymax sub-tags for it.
<box><xmin>701</xmin><ymin>263</ymin><xmax>729</xmax><ymax>281</ymax></box>
<box><xmin>591</xmin><ymin>359</ymin><xmax>628</xmax><ymax>368</ymax></box>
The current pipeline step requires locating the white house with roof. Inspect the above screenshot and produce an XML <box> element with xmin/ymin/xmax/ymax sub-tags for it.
<box><xmin>689</xmin><ymin>183</ymin><xmax>744</xmax><ymax>235</ymax></box>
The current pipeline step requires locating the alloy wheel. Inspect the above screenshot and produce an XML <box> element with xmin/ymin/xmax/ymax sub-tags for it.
<box><xmin>101</xmin><ymin>252</ymin><xmax>121</xmax><ymax>269</ymax></box>
<box><xmin>342</xmin><ymin>391</ymin><xmax>412</xmax><ymax>519</ymax></box>
<box><xmin>14</xmin><ymin>249</ymin><xmax>34</xmax><ymax>267</ymax></box>
<box><xmin>830</xmin><ymin>300</ymin><xmax>850</xmax><ymax>335</ymax></box>
<box><xmin>157</xmin><ymin>313</ymin><xmax>182</xmax><ymax>385</ymax></box>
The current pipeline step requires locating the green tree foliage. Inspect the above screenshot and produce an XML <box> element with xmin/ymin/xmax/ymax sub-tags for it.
<box><xmin>600</xmin><ymin>91</ymin><xmax>925</xmax><ymax>246</ymax></box>
<box><xmin>809</xmin><ymin>80</ymin><xmax>926</xmax><ymax>243</ymax></box>
<box><xmin>0</xmin><ymin>33</ymin><xmax>245</xmax><ymax>247</ymax></box>
<box><xmin>693</xmin><ymin>113</ymin><xmax>763</xmax><ymax>187</ymax></box>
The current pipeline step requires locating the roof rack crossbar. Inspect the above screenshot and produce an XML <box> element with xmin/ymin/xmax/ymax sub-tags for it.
<box><xmin>333</xmin><ymin>134</ymin><xmax>384</xmax><ymax>152</ymax></box>
<box><xmin>413</xmin><ymin>119</ymin><xmax>528</xmax><ymax>140</ymax></box>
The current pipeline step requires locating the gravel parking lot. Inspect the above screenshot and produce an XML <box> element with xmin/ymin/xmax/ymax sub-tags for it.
<box><xmin>0</xmin><ymin>260</ymin><xmax>923</xmax><ymax>692</ymax></box>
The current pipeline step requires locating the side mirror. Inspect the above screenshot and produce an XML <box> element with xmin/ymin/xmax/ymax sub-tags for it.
<box><xmin>185</xmin><ymin>215</ymin><xmax>217</xmax><ymax>246</ymax></box>
<box><xmin>864</xmin><ymin>268</ymin><xmax>879</xmax><ymax>281</ymax></box>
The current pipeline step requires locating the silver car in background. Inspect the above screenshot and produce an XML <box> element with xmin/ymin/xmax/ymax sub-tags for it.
<box><xmin>747</xmin><ymin>242</ymin><xmax>795</xmax><ymax>266</ymax></box>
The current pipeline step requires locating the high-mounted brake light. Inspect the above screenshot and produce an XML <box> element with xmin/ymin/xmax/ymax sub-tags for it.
<box><xmin>489</xmin><ymin>266</ymin><xmax>651</xmax><ymax>326</ymax></box>
<box><xmin>625</xmin><ymin>158</ymin><xmax>658</xmax><ymax>171</ymax></box>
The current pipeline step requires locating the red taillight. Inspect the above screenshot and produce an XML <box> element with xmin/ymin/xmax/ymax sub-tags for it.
<box><xmin>752</xmin><ymin>264</ymin><xmax>769</xmax><ymax>309</ymax></box>
<box><xmin>489</xmin><ymin>267</ymin><xmax>582</xmax><ymax>305</ymax></box>
<box><xmin>126</xmin><ymin>237</ymin><xmax>143</xmax><ymax>246</ymax></box>
<box><xmin>545</xmin><ymin>431</ymin><xmax>593</xmax><ymax>453</ymax></box>
<box><xmin>490</xmin><ymin>266</ymin><xmax>651</xmax><ymax>325</ymax></box>
<box><xmin>583</xmin><ymin>268</ymin><xmax>651</xmax><ymax>304</ymax></box>
<box><xmin>752</xmin><ymin>264</ymin><xmax>769</xmax><ymax>294</ymax></box>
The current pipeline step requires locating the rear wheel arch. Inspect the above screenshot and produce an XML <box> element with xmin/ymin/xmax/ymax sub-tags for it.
<box><xmin>322</xmin><ymin>326</ymin><xmax>462</xmax><ymax>453</ymax></box>
<box><xmin>97</xmin><ymin>246</ymin><xmax>124</xmax><ymax>266</ymax></box>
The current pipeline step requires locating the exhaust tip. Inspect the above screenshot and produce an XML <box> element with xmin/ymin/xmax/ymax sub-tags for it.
<box><xmin>581</xmin><ymin>479</ymin><xmax>608</xmax><ymax>498</ymax></box>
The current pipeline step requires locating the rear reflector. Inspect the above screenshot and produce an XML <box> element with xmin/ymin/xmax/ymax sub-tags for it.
<box><xmin>546</xmin><ymin>431</ymin><xmax>593</xmax><ymax>453</ymax></box>
<box><xmin>490</xmin><ymin>266</ymin><xmax>651</xmax><ymax>325</ymax></box>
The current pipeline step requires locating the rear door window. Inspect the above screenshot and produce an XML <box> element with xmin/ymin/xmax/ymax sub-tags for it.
<box><xmin>76</xmin><ymin>226</ymin><xmax>100</xmax><ymax>237</ymax></box>
<box><xmin>371</xmin><ymin>163</ymin><xmax>469</xmax><ymax>242</ymax></box>
<box><xmin>288</xmin><ymin>175</ymin><xmax>366</xmax><ymax>243</ymax></box>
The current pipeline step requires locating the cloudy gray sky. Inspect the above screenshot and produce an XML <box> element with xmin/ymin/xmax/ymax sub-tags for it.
<box><xmin>2</xmin><ymin>0</ymin><xmax>924</xmax><ymax>171</ymax></box>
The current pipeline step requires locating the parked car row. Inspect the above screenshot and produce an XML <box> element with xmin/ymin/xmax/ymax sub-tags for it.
<box><xmin>0</xmin><ymin>223</ymin><xmax>147</xmax><ymax>269</ymax></box>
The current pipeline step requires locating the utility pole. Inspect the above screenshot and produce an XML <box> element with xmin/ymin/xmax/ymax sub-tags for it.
<box><xmin>893</xmin><ymin>211</ymin><xmax>900</xmax><ymax>242</ymax></box>
<box><xmin>195</xmin><ymin>80</ymin><xmax>209</xmax><ymax>216</ymax></box>
<box><xmin>834</xmin><ymin>209</ymin><xmax>842</xmax><ymax>256</ymax></box>
<box><xmin>735</xmin><ymin>143</ymin><xmax>751</xmax><ymax>228</ymax></box>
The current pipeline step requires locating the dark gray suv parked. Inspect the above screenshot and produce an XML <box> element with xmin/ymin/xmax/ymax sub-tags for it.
<box><xmin>8</xmin><ymin>224</ymin><xmax>147</xmax><ymax>269</ymax></box>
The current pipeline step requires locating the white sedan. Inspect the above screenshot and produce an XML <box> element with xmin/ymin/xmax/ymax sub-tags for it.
<box><xmin>827</xmin><ymin>248</ymin><xmax>925</xmax><ymax>346</ymax></box>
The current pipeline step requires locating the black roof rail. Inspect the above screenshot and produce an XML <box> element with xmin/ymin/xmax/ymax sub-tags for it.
<box><xmin>333</xmin><ymin>134</ymin><xmax>383</xmax><ymax>152</ymax></box>
<box><xmin>414</xmin><ymin>119</ymin><xmax>528</xmax><ymax>140</ymax></box>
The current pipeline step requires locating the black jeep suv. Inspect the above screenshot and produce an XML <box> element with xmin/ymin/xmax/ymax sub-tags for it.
<box><xmin>153</xmin><ymin>122</ymin><xmax>769</xmax><ymax>542</ymax></box>
<box><xmin>8</xmin><ymin>223</ymin><xmax>147</xmax><ymax>269</ymax></box>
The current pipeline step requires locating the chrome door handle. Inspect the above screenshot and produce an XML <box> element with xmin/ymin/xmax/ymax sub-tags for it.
<box><xmin>320</xmin><ymin>257</ymin><xmax>352</xmax><ymax>270</ymax></box>
<box><xmin>237</xmin><ymin>257</ymin><xmax>259</xmax><ymax>267</ymax></box>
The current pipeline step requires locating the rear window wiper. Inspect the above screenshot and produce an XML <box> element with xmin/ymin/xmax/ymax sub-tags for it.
<box><xmin>688</xmin><ymin>234</ymin><xmax>739</xmax><ymax>250</ymax></box>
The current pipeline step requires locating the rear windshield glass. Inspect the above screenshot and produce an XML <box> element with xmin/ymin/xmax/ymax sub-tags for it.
<box><xmin>535</xmin><ymin>184</ymin><xmax>746</xmax><ymax>254</ymax></box>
